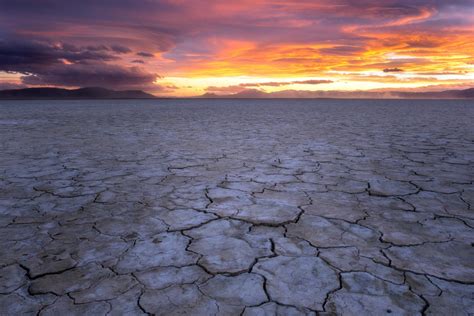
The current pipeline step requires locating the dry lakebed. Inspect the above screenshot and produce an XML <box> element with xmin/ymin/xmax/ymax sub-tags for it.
<box><xmin>0</xmin><ymin>99</ymin><xmax>473</xmax><ymax>315</ymax></box>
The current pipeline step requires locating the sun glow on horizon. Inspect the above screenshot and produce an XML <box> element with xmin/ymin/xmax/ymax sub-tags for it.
<box><xmin>0</xmin><ymin>1</ymin><xmax>473</xmax><ymax>96</ymax></box>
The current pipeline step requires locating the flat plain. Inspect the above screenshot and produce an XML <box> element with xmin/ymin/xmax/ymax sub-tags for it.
<box><xmin>0</xmin><ymin>99</ymin><xmax>473</xmax><ymax>315</ymax></box>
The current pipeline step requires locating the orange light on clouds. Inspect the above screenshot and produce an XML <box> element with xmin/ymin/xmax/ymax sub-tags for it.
<box><xmin>0</xmin><ymin>0</ymin><xmax>473</xmax><ymax>96</ymax></box>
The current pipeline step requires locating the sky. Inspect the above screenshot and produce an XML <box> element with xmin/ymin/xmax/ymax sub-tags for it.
<box><xmin>0</xmin><ymin>0</ymin><xmax>473</xmax><ymax>96</ymax></box>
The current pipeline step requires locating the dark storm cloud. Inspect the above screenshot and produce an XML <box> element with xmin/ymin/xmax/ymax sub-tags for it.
<box><xmin>0</xmin><ymin>40</ymin><xmax>117</xmax><ymax>73</ymax></box>
<box><xmin>0</xmin><ymin>39</ymin><xmax>157</xmax><ymax>88</ymax></box>
<box><xmin>21</xmin><ymin>64</ymin><xmax>156</xmax><ymax>88</ymax></box>
<box><xmin>131</xmin><ymin>59</ymin><xmax>145</xmax><ymax>64</ymax></box>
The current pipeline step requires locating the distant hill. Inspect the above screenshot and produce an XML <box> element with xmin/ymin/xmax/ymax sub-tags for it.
<box><xmin>199</xmin><ymin>87</ymin><xmax>474</xmax><ymax>99</ymax></box>
<box><xmin>395</xmin><ymin>88</ymin><xmax>474</xmax><ymax>99</ymax></box>
<box><xmin>0</xmin><ymin>87</ymin><xmax>155</xmax><ymax>99</ymax></box>
<box><xmin>200</xmin><ymin>89</ymin><xmax>268</xmax><ymax>99</ymax></box>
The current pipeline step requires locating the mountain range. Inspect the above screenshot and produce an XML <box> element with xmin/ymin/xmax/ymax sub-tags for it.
<box><xmin>1</xmin><ymin>86</ymin><xmax>473</xmax><ymax>99</ymax></box>
<box><xmin>0</xmin><ymin>87</ymin><xmax>156</xmax><ymax>99</ymax></box>
<box><xmin>200</xmin><ymin>87</ymin><xmax>474</xmax><ymax>99</ymax></box>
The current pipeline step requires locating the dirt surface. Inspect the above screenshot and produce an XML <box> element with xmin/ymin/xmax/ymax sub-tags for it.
<box><xmin>1</xmin><ymin>99</ymin><xmax>473</xmax><ymax>315</ymax></box>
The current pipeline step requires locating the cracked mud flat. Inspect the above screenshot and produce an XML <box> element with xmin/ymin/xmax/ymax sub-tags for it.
<box><xmin>0</xmin><ymin>98</ymin><xmax>473</xmax><ymax>315</ymax></box>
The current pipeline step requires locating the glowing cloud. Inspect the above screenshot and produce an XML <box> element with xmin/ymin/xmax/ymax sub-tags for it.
<box><xmin>0</xmin><ymin>0</ymin><xmax>472</xmax><ymax>96</ymax></box>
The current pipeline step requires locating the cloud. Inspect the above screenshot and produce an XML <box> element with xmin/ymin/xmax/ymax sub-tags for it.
<box><xmin>241</xmin><ymin>79</ymin><xmax>333</xmax><ymax>87</ymax></box>
<box><xmin>0</xmin><ymin>1</ymin><xmax>473</xmax><ymax>93</ymax></box>
<box><xmin>240</xmin><ymin>82</ymin><xmax>281</xmax><ymax>87</ymax></box>
<box><xmin>0</xmin><ymin>39</ymin><xmax>157</xmax><ymax>88</ymax></box>
<box><xmin>0</xmin><ymin>39</ymin><xmax>117</xmax><ymax>73</ymax></box>
<box><xmin>295</xmin><ymin>79</ymin><xmax>333</xmax><ymax>85</ymax></box>
<box><xmin>164</xmin><ymin>84</ymin><xmax>178</xmax><ymax>90</ymax></box>
<box><xmin>405</xmin><ymin>39</ymin><xmax>440</xmax><ymax>48</ymax></box>
<box><xmin>137</xmin><ymin>52</ymin><xmax>154</xmax><ymax>58</ymax></box>
<box><xmin>110</xmin><ymin>45</ymin><xmax>132</xmax><ymax>54</ymax></box>
<box><xmin>319</xmin><ymin>46</ymin><xmax>363</xmax><ymax>56</ymax></box>
<box><xmin>20</xmin><ymin>64</ymin><xmax>157</xmax><ymax>88</ymax></box>
<box><xmin>205</xmin><ymin>85</ymin><xmax>247</xmax><ymax>94</ymax></box>
<box><xmin>383</xmin><ymin>68</ymin><xmax>404</xmax><ymax>72</ymax></box>
<box><xmin>205</xmin><ymin>79</ymin><xmax>333</xmax><ymax>94</ymax></box>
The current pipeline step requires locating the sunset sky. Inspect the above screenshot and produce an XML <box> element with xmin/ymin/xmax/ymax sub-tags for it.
<box><xmin>0</xmin><ymin>0</ymin><xmax>473</xmax><ymax>96</ymax></box>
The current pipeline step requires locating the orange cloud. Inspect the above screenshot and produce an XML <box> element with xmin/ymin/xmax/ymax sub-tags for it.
<box><xmin>0</xmin><ymin>1</ymin><xmax>473</xmax><ymax>95</ymax></box>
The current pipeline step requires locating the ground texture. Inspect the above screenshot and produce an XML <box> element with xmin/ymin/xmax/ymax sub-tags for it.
<box><xmin>0</xmin><ymin>99</ymin><xmax>473</xmax><ymax>315</ymax></box>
